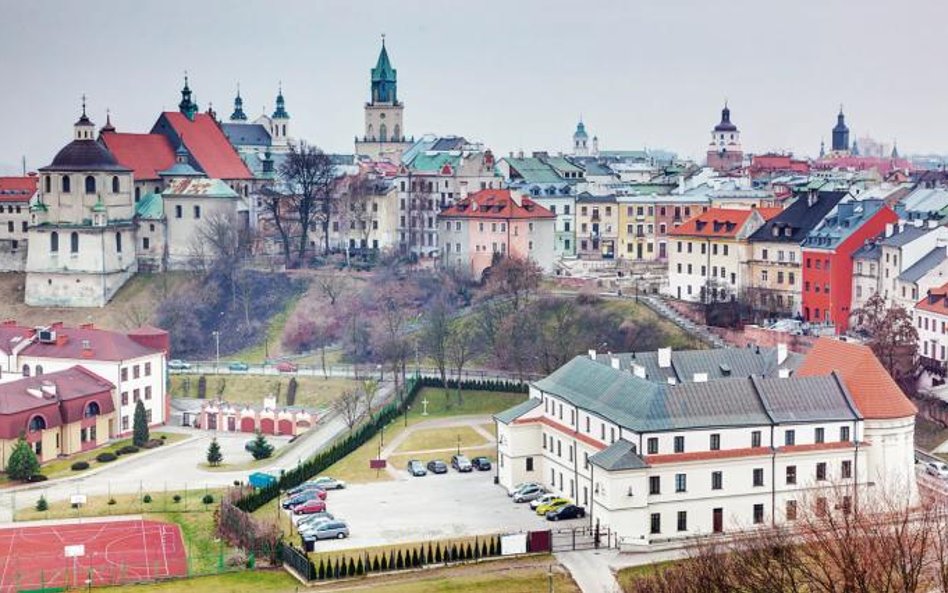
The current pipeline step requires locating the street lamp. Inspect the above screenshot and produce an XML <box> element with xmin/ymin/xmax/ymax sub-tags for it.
<box><xmin>212</xmin><ymin>331</ymin><xmax>220</xmax><ymax>372</ymax></box>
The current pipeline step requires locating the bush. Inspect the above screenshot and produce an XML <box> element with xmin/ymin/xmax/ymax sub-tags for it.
<box><xmin>143</xmin><ymin>439</ymin><xmax>164</xmax><ymax>449</ymax></box>
<box><xmin>96</xmin><ymin>452</ymin><xmax>117</xmax><ymax>463</ymax></box>
<box><xmin>202</xmin><ymin>494</ymin><xmax>215</xmax><ymax>505</ymax></box>
<box><xmin>70</xmin><ymin>461</ymin><xmax>90</xmax><ymax>471</ymax></box>
<box><xmin>27</xmin><ymin>474</ymin><xmax>48</xmax><ymax>482</ymax></box>
<box><xmin>142</xmin><ymin>494</ymin><xmax>152</xmax><ymax>504</ymax></box>
<box><xmin>107</xmin><ymin>498</ymin><xmax>116</xmax><ymax>505</ymax></box>
<box><xmin>116</xmin><ymin>445</ymin><xmax>140</xmax><ymax>455</ymax></box>
<box><xmin>226</xmin><ymin>551</ymin><xmax>247</xmax><ymax>568</ymax></box>
<box><xmin>35</xmin><ymin>496</ymin><xmax>48</xmax><ymax>512</ymax></box>
<box><xmin>172</xmin><ymin>494</ymin><xmax>182</xmax><ymax>503</ymax></box>
<box><xmin>7</xmin><ymin>437</ymin><xmax>40</xmax><ymax>482</ymax></box>
<box><xmin>247</xmin><ymin>432</ymin><xmax>274</xmax><ymax>461</ymax></box>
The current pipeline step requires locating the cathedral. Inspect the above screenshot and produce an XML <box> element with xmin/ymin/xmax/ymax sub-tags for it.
<box><xmin>354</xmin><ymin>38</ymin><xmax>412</xmax><ymax>162</ymax></box>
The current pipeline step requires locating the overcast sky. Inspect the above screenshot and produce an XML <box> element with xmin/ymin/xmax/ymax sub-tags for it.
<box><xmin>2</xmin><ymin>0</ymin><xmax>945</xmax><ymax>174</ymax></box>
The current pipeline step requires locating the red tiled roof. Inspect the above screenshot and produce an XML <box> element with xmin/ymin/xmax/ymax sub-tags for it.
<box><xmin>668</xmin><ymin>207</ymin><xmax>781</xmax><ymax>238</ymax></box>
<box><xmin>11</xmin><ymin>324</ymin><xmax>162</xmax><ymax>361</ymax></box>
<box><xmin>796</xmin><ymin>337</ymin><xmax>917</xmax><ymax>419</ymax></box>
<box><xmin>441</xmin><ymin>189</ymin><xmax>556</xmax><ymax>220</ymax></box>
<box><xmin>513</xmin><ymin>415</ymin><xmax>607</xmax><ymax>451</ymax></box>
<box><xmin>777</xmin><ymin>441</ymin><xmax>861</xmax><ymax>454</ymax></box>
<box><xmin>0</xmin><ymin>176</ymin><xmax>37</xmax><ymax>202</ymax></box>
<box><xmin>645</xmin><ymin>447</ymin><xmax>773</xmax><ymax>465</ymax></box>
<box><xmin>159</xmin><ymin>113</ymin><xmax>253</xmax><ymax>180</ymax></box>
<box><xmin>915</xmin><ymin>282</ymin><xmax>948</xmax><ymax>315</ymax></box>
<box><xmin>100</xmin><ymin>132</ymin><xmax>175</xmax><ymax>181</ymax></box>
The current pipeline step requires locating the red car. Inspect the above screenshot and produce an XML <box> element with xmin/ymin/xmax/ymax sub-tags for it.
<box><xmin>276</xmin><ymin>362</ymin><xmax>298</xmax><ymax>373</ymax></box>
<box><xmin>292</xmin><ymin>499</ymin><xmax>327</xmax><ymax>515</ymax></box>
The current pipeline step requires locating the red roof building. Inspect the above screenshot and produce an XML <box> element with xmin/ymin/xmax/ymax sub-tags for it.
<box><xmin>151</xmin><ymin>112</ymin><xmax>253</xmax><ymax>182</ymax></box>
<box><xmin>748</xmin><ymin>154</ymin><xmax>810</xmax><ymax>178</ymax></box>
<box><xmin>100</xmin><ymin>132</ymin><xmax>176</xmax><ymax>182</ymax></box>
<box><xmin>0</xmin><ymin>176</ymin><xmax>38</xmax><ymax>202</ymax></box>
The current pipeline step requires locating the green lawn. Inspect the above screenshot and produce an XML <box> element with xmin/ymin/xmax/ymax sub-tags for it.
<box><xmin>95</xmin><ymin>569</ymin><xmax>294</xmax><ymax>593</ymax></box>
<box><xmin>616</xmin><ymin>562</ymin><xmax>675</xmax><ymax>591</ymax></box>
<box><xmin>916</xmin><ymin>415</ymin><xmax>948</xmax><ymax>452</ymax></box>
<box><xmin>388</xmin><ymin>445</ymin><xmax>495</xmax><ymax>471</ymax></box>
<box><xmin>602</xmin><ymin>298</ymin><xmax>703</xmax><ymax>350</ymax></box>
<box><xmin>394</xmin><ymin>425</ymin><xmax>488</xmax><ymax>453</ymax></box>
<box><xmin>170</xmin><ymin>374</ymin><xmax>358</xmax><ymax>409</ymax></box>
<box><xmin>16</xmin><ymin>487</ymin><xmax>222</xmax><ymax>521</ymax></box>
<box><xmin>230</xmin><ymin>294</ymin><xmax>302</xmax><ymax>364</ymax></box>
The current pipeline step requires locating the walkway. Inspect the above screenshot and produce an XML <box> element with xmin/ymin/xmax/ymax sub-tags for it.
<box><xmin>556</xmin><ymin>547</ymin><xmax>689</xmax><ymax>593</ymax></box>
<box><xmin>378</xmin><ymin>415</ymin><xmax>496</xmax><ymax>479</ymax></box>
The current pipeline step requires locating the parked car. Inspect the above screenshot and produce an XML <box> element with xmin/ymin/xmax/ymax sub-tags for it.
<box><xmin>286</xmin><ymin>482</ymin><xmax>328</xmax><ymax>497</ymax></box>
<box><xmin>927</xmin><ymin>461</ymin><xmax>948</xmax><ymax>479</ymax></box>
<box><xmin>292</xmin><ymin>499</ymin><xmax>327</xmax><ymax>515</ymax></box>
<box><xmin>298</xmin><ymin>517</ymin><xmax>335</xmax><ymax>536</ymax></box>
<box><xmin>228</xmin><ymin>361</ymin><xmax>250</xmax><ymax>372</ymax></box>
<box><xmin>281</xmin><ymin>489</ymin><xmax>327</xmax><ymax>509</ymax></box>
<box><xmin>296</xmin><ymin>511</ymin><xmax>334</xmax><ymax>527</ymax></box>
<box><xmin>471</xmin><ymin>456</ymin><xmax>492</xmax><ymax>471</ymax></box>
<box><xmin>513</xmin><ymin>484</ymin><xmax>547</xmax><ymax>503</ymax></box>
<box><xmin>546</xmin><ymin>504</ymin><xmax>586</xmax><ymax>521</ymax></box>
<box><xmin>426</xmin><ymin>460</ymin><xmax>448</xmax><ymax>474</ymax></box>
<box><xmin>168</xmin><ymin>359</ymin><xmax>191</xmax><ymax>370</ymax></box>
<box><xmin>305</xmin><ymin>520</ymin><xmax>350</xmax><ymax>541</ymax></box>
<box><xmin>536</xmin><ymin>498</ymin><xmax>571</xmax><ymax>516</ymax></box>
<box><xmin>451</xmin><ymin>454</ymin><xmax>473</xmax><ymax>472</ymax></box>
<box><xmin>407</xmin><ymin>460</ymin><xmax>427</xmax><ymax>477</ymax></box>
<box><xmin>309</xmin><ymin>476</ymin><xmax>346</xmax><ymax>490</ymax></box>
<box><xmin>276</xmin><ymin>361</ymin><xmax>298</xmax><ymax>373</ymax></box>
<box><xmin>530</xmin><ymin>493</ymin><xmax>559</xmax><ymax>510</ymax></box>
<box><xmin>509</xmin><ymin>482</ymin><xmax>541</xmax><ymax>497</ymax></box>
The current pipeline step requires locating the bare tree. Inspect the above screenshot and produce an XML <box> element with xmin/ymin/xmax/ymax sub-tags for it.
<box><xmin>361</xmin><ymin>379</ymin><xmax>380</xmax><ymax>416</ymax></box>
<box><xmin>485</xmin><ymin>255</ymin><xmax>542</xmax><ymax>312</ymax></box>
<box><xmin>447</xmin><ymin>318</ymin><xmax>477</xmax><ymax>405</ymax></box>
<box><xmin>334</xmin><ymin>388</ymin><xmax>363</xmax><ymax>432</ymax></box>
<box><xmin>258</xmin><ymin>186</ymin><xmax>296</xmax><ymax>268</ymax></box>
<box><xmin>279</xmin><ymin>141</ymin><xmax>337</xmax><ymax>259</ymax></box>
<box><xmin>316</xmin><ymin>269</ymin><xmax>348</xmax><ymax>306</ymax></box>
<box><xmin>421</xmin><ymin>296</ymin><xmax>452</xmax><ymax>402</ymax></box>
<box><xmin>334</xmin><ymin>171</ymin><xmax>376</xmax><ymax>267</ymax></box>
<box><xmin>852</xmin><ymin>293</ymin><xmax>919</xmax><ymax>393</ymax></box>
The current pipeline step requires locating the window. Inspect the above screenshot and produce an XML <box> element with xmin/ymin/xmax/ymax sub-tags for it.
<box><xmin>610</xmin><ymin>427</ymin><xmax>616</xmax><ymax>443</ymax></box>
<box><xmin>841</xmin><ymin>460</ymin><xmax>852</xmax><ymax>479</ymax></box>
<box><xmin>674</xmin><ymin>436</ymin><xmax>684</xmax><ymax>453</ymax></box>
<box><xmin>675</xmin><ymin>473</ymin><xmax>686</xmax><ymax>493</ymax></box>
<box><xmin>710</xmin><ymin>433</ymin><xmax>720</xmax><ymax>451</ymax></box>
<box><xmin>111</xmin><ymin>176</ymin><xmax>120</xmax><ymax>193</ymax></box>
<box><xmin>557</xmin><ymin>440</ymin><xmax>562</xmax><ymax>457</ymax></box>
<box><xmin>677</xmin><ymin>511</ymin><xmax>687</xmax><ymax>532</ymax></box>
<box><xmin>44</xmin><ymin>175</ymin><xmax>51</xmax><ymax>193</ymax></box>
<box><xmin>786</xmin><ymin>465</ymin><xmax>797</xmax><ymax>485</ymax></box>
<box><xmin>62</xmin><ymin>175</ymin><xmax>71</xmax><ymax>193</ymax></box>
<box><xmin>542</xmin><ymin>434</ymin><xmax>547</xmax><ymax>450</ymax></box>
<box><xmin>816</xmin><ymin>462</ymin><xmax>827</xmax><ymax>481</ymax></box>
<box><xmin>815</xmin><ymin>427</ymin><xmax>824</xmax><ymax>444</ymax></box>
<box><xmin>133</xmin><ymin>388</ymin><xmax>140</xmax><ymax>402</ymax></box>
<box><xmin>146</xmin><ymin>409</ymin><xmax>153</xmax><ymax>423</ymax></box>
<box><xmin>115</xmin><ymin>232</ymin><xmax>122</xmax><ymax>253</ymax></box>
<box><xmin>785</xmin><ymin>430</ymin><xmax>795</xmax><ymax>446</ymax></box>
<box><xmin>786</xmin><ymin>500</ymin><xmax>798</xmax><ymax>521</ymax></box>
<box><xmin>84</xmin><ymin>401</ymin><xmax>101</xmax><ymax>418</ymax></box>
<box><xmin>600</xmin><ymin>423</ymin><xmax>605</xmax><ymax>440</ymax></box>
<box><xmin>525</xmin><ymin>457</ymin><xmax>534</xmax><ymax>471</ymax></box>
<box><xmin>120</xmin><ymin>367</ymin><xmax>128</xmax><ymax>381</ymax></box>
<box><xmin>84</xmin><ymin>175</ymin><xmax>96</xmax><ymax>194</ymax></box>
<box><xmin>50</xmin><ymin>231</ymin><xmax>59</xmax><ymax>253</ymax></box>
<box><xmin>840</xmin><ymin>426</ymin><xmax>851</xmax><ymax>442</ymax></box>
<box><xmin>752</xmin><ymin>430</ymin><xmax>762</xmax><ymax>448</ymax></box>
<box><xmin>753</xmin><ymin>504</ymin><xmax>765</xmax><ymax>525</ymax></box>
<box><xmin>70</xmin><ymin>232</ymin><xmax>79</xmax><ymax>253</ymax></box>
<box><xmin>145</xmin><ymin>386</ymin><xmax>152</xmax><ymax>400</ymax></box>
<box><xmin>28</xmin><ymin>415</ymin><xmax>46</xmax><ymax>432</ymax></box>
<box><xmin>753</xmin><ymin>468</ymin><xmax>764</xmax><ymax>487</ymax></box>
<box><xmin>133</xmin><ymin>365</ymin><xmax>140</xmax><ymax>379</ymax></box>
<box><xmin>175</xmin><ymin>205</ymin><xmax>182</xmax><ymax>219</ymax></box>
<box><xmin>815</xmin><ymin>497</ymin><xmax>828</xmax><ymax>516</ymax></box>
<box><xmin>649</xmin><ymin>476</ymin><xmax>660</xmax><ymax>495</ymax></box>
<box><xmin>711</xmin><ymin>471</ymin><xmax>723</xmax><ymax>490</ymax></box>
<box><xmin>143</xmin><ymin>237</ymin><xmax>150</xmax><ymax>250</ymax></box>
<box><xmin>650</xmin><ymin>513</ymin><xmax>661</xmax><ymax>534</ymax></box>
<box><xmin>122</xmin><ymin>416</ymin><xmax>129</xmax><ymax>431</ymax></box>
<box><xmin>647</xmin><ymin>437</ymin><xmax>658</xmax><ymax>455</ymax></box>
<box><xmin>193</xmin><ymin>205</ymin><xmax>201</xmax><ymax>219</ymax></box>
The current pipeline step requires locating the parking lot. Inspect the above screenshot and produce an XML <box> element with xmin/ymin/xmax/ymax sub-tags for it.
<box><xmin>284</xmin><ymin>467</ymin><xmax>587</xmax><ymax>552</ymax></box>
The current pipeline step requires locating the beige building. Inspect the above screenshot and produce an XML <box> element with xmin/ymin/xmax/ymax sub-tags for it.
<box><xmin>575</xmin><ymin>193</ymin><xmax>619</xmax><ymax>259</ymax></box>
<box><xmin>162</xmin><ymin>177</ymin><xmax>242</xmax><ymax>270</ymax></box>
<box><xmin>0</xmin><ymin>176</ymin><xmax>37</xmax><ymax>272</ymax></box>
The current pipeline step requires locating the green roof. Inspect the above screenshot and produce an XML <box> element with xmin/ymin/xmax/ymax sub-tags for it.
<box><xmin>135</xmin><ymin>192</ymin><xmax>164</xmax><ymax>219</ymax></box>
<box><xmin>504</xmin><ymin>157</ymin><xmax>566</xmax><ymax>184</ymax></box>
<box><xmin>494</xmin><ymin>398</ymin><xmax>541</xmax><ymax>424</ymax></box>
<box><xmin>408</xmin><ymin>152</ymin><xmax>459</xmax><ymax>173</ymax></box>
<box><xmin>543</xmin><ymin>156</ymin><xmax>583</xmax><ymax>175</ymax></box>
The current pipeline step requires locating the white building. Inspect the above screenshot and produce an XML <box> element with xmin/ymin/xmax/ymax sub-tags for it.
<box><xmin>0</xmin><ymin>322</ymin><xmax>169</xmax><ymax>437</ymax></box>
<box><xmin>495</xmin><ymin>338</ymin><xmax>918</xmax><ymax>548</ymax></box>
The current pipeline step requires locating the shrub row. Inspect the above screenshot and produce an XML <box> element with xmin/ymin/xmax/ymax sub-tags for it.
<box><xmin>284</xmin><ymin>536</ymin><xmax>503</xmax><ymax>582</ymax></box>
<box><xmin>71</xmin><ymin>461</ymin><xmax>90</xmax><ymax>471</ymax></box>
<box><xmin>96</xmin><ymin>452</ymin><xmax>117</xmax><ymax>463</ymax></box>
<box><xmin>418</xmin><ymin>376</ymin><xmax>528</xmax><ymax>394</ymax></box>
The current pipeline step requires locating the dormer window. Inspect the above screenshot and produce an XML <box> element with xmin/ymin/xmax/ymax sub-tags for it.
<box><xmin>772</xmin><ymin>226</ymin><xmax>780</xmax><ymax>237</ymax></box>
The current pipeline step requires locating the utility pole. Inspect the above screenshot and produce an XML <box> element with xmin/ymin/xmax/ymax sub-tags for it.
<box><xmin>212</xmin><ymin>331</ymin><xmax>220</xmax><ymax>372</ymax></box>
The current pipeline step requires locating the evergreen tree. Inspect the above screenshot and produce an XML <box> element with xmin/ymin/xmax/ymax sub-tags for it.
<box><xmin>372</xmin><ymin>555</ymin><xmax>380</xmax><ymax>572</ymax></box>
<box><xmin>396</xmin><ymin>549</ymin><xmax>404</xmax><ymax>569</ymax></box>
<box><xmin>7</xmin><ymin>437</ymin><xmax>39</xmax><ymax>481</ymax></box>
<box><xmin>317</xmin><ymin>558</ymin><xmax>325</xmax><ymax>580</ymax></box>
<box><xmin>380</xmin><ymin>554</ymin><xmax>388</xmax><ymax>571</ymax></box>
<box><xmin>132</xmin><ymin>399</ymin><xmax>149</xmax><ymax>447</ymax></box>
<box><xmin>197</xmin><ymin>375</ymin><xmax>207</xmax><ymax>399</ymax></box>
<box><xmin>206</xmin><ymin>437</ymin><xmax>223</xmax><ymax>466</ymax></box>
<box><xmin>434</xmin><ymin>544</ymin><xmax>442</xmax><ymax>563</ymax></box>
<box><xmin>348</xmin><ymin>557</ymin><xmax>356</xmax><ymax>576</ymax></box>
<box><xmin>287</xmin><ymin>377</ymin><xmax>298</xmax><ymax>406</ymax></box>
<box><xmin>411</xmin><ymin>548</ymin><xmax>419</xmax><ymax>567</ymax></box>
<box><xmin>356</xmin><ymin>557</ymin><xmax>364</xmax><ymax>575</ymax></box>
<box><xmin>427</xmin><ymin>543</ymin><xmax>434</xmax><ymax>564</ymax></box>
<box><xmin>247</xmin><ymin>431</ymin><xmax>274</xmax><ymax>460</ymax></box>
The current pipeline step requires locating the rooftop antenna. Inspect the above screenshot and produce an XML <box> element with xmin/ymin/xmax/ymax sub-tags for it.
<box><xmin>21</xmin><ymin>156</ymin><xmax>26</xmax><ymax>176</ymax></box>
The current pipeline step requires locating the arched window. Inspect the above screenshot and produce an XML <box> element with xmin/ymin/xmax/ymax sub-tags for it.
<box><xmin>367</xmin><ymin>124</ymin><xmax>373</xmax><ymax>140</ymax></box>
<box><xmin>111</xmin><ymin>176</ymin><xmax>120</xmax><ymax>193</ymax></box>
<box><xmin>84</xmin><ymin>401</ymin><xmax>101</xmax><ymax>418</ymax></box>
<box><xmin>84</xmin><ymin>175</ymin><xmax>96</xmax><ymax>194</ymax></box>
<box><xmin>115</xmin><ymin>232</ymin><xmax>122</xmax><ymax>253</ymax></box>
<box><xmin>379</xmin><ymin>123</ymin><xmax>387</xmax><ymax>142</ymax></box>
<box><xmin>28</xmin><ymin>415</ymin><xmax>46</xmax><ymax>433</ymax></box>
<box><xmin>35</xmin><ymin>365</ymin><xmax>43</xmax><ymax>376</ymax></box>
<box><xmin>44</xmin><ymin>176</ymin><xmax>51</xmax><ymax>193</ymax></box>
<box><xmin>21</xmin><ymin>364</ymin><xmax>29</xmax><ymax>377</ymax></box>
<box><xmin>393</xmin><ymin>125</ymin><xmax>400</xmax><ymax>141</ymax></box>
<box><xmin>70</xmin><ymin>232</ymin><xmax>79</xmax><ymax>253</ymax></box>
<box><xmin>282</xmin><ymin>124</ymin><xmax>286</xmax><ymax>136</ymax></box>
<box><xmin>62</xmin><ymin>176</ymin><xmax>71</xmax><ymax>193</ymax></box>
<box><xmin>50</xmin><ymin>231</ymin><xmax>59</xmax><ymax>253</ymax></box>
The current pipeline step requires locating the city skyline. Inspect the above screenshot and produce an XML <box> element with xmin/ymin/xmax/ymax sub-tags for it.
<box><xmin>2</xmin><ymin>0</ymin><xmax>946</xmax><ymax>174</ymax></box>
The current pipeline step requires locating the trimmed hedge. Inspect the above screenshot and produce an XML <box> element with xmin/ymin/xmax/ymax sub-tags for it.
<box><xmin>418</xmin><ymin>376</ymin><xmax>528</xmax><ymax>393</ymax></box>
<box><xmin>27</xmin><ymin>474</ymin><xmax>48</xmax><ymax>482</ymax></box>
<box><xmin>116</xmin><ymin>445</ymin><xmax>140</xmax><ymax>456</ymax></box>
<box><xmin>96</xmin><ymin>452</ymin><xmax>117</xmax><ymax>463</ymax></box>
<box><xmin>143</xmin><ymin>439</ymin><xmax>164</xmax><ymax>449</ymax></box>
<box><xmin>70</xmin><ymin>461</ymin><xmax>90</xmax><ymax>471</ymax></box>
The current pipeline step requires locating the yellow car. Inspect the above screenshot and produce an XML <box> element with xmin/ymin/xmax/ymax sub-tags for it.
<box><xmin>536</xmin><ymin>498</ymin><xmax>571</xmax><ymax>516</ymax></box>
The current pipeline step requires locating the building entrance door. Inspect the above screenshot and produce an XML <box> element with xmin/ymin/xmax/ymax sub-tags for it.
<box><xmin>713</xmin><ymin>508</ymin><xmax>723</xmax><ymax>533</ymax></box>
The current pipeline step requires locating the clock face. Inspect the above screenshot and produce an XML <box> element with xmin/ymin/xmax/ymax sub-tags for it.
<box><xmin>380</xmin><ymin>113</ymin><xmax>386</xmax><ymax>119</ymax></box>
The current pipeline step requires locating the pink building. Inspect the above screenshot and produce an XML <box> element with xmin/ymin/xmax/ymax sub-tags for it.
<box><xmin>440</xmin><ymin>189</ymin><xmax>556</xmax><ymax>279</ymax></box>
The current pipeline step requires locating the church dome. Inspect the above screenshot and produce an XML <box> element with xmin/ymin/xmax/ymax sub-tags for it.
<box><xmin>713</xmin><ymin>105</ymin><xmax>737</xmax><ymax>132</ymax></box>
<box><xmin>42</xmin><ymin>139</ymin><xmax>129</xmax><ymax>172</ymax></box>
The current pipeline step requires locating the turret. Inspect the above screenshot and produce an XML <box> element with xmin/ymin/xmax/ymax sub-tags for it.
<box><xmin>178</xmin><ymin>74</ymin><xmax>199</xmax><ymax>121</ymax></box>
<box><xmin>230</xmin><ymin>84</ymin><xmax>247</xmax><ymax>121</ymax></box>
<box><xmin>75</xmin><ymin>95</ymin><xmax>95</xmax><ymax>141</ymax></box>
<box><xmin>270</xmin><ymin>83</ymin><xmax>289</xmax><ymax>147</ymax></box>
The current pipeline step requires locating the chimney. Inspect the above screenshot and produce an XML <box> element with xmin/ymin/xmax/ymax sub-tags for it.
<box><xmin>80</xmin><ymin>322</ymin><xmax>94</xmax><ymax>330</ymax></box>
<box><xmin>632</xmin><ymin>363</ymin><xmax>646</xmax><ymax>379</ymax></box>
<box><xmin>40</xmin><ymin>381</ymin><xmax>56</xmax><ymax>397</ymax></box>
<box><xmin>657</xmin><ymin>347</ymin><xmax>672</xmax><ymax>368</ymax></box>
<box><xmin>778</xmin><ymin>368</ymin><xmax>792</xmax><ymax>379</ymax></box>
<box><xmin>610</xmin><ymin>356</ymin><xmax>620</xmax><ymax>370</ymax></box>
<box><xmin>898</xmin><ymin>221</ymin><xmax>905</xmax><ymax>233</ymax></box>
<box><xmin>677</xmin><ymin>176</ymin><xmax>685</xmax><ymax>195</ymax></box>
<box><xmin>588</xmin><ymin>349</ymin><xmax>597</xmax><ymax>361</ymax></box>
<box><xmin>509</xmin><ymin>190</ymin><xmax>523</xmax><ymax>207</ymax></box>
<box><xmin>914</xmin><ymin>219</ymin><xmax>924</xmax><ymax>228</ymax></box>
<box><xmin>693</xmin><ymin>372</ymin><xmax>708</xmax><ymax>383</ymax></box>
<box><xmin>885</xmin><ymin>223</ymin><xmax>894</xmax><ymax>237</ymax></box>
<box><xmin>777</xmin><ymin>343</ymin><xmax>788</xmax><ymax>365</ymax></box>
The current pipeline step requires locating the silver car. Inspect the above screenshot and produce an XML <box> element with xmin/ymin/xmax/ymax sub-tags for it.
<box><xmin>296</xmin><ymin>511</ymin><xmax>334</xmax><ymax>527</ymax></box>
<box><xmin>509</xmin><ymin>482</ymin><xmax>541</xmax><ymax>497</ymax></box>
<box><xmin>305</xmin><ymin>520</ymin><xmax>350</xmax><ymax>541</ymax></box>
<box><xmin>311</xmin><ymin>476</ymin><xmax>346</xmax><ymax>490</ymax></box>
<box><xmin>513</xmin><ymin>484</ymin><xmax>547</xmax><ymax>503</ymax></box>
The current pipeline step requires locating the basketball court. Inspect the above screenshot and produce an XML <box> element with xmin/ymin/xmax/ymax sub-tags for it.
<box><xmin>0</xmin><ymin>519</ymin><xmax>187</xmax><ymax>592</ymax></box>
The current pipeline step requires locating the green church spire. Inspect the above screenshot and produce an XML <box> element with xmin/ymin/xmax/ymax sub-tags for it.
<box><xmin>230</xmin><ymin>83</ymin><xmax>247</xmax><ymax>121</ymax></box>
<box><xmin>178</xmin><ymin>72</ymin><xmax>199</xmax><ymax>121</ymax></box>
<box><xmin>272</xmin><ymin>82</ymin><xmax>289</xmax><ymax>119</ymax></box>
<box><xmin>370</xmin><ymin>35</ymin><xmax>397</xmax><ymax>104</ymax></box>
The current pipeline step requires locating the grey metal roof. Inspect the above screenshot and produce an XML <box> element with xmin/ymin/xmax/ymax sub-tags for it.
<box><xmin>595</xmin><ymin>346</ymin><xmax>801</xmax><ymax>384</ymax></box>
<box><xmin>753</xmin><ymin>374</ymin><xmax>860</xmax><ymax>423</ymax></box>
<box><xmin>879</xmin><ymin>225</ymin><xmax>929</xmax><ymax>247</ymax></box>
<box><xmin>221</xmin><ymin>123</ymin><xmax>271</xmax><ymax>147</ymax></box>
<box><xmin>493</xmin><ymin>398</ymin><xmax>541</xmax><ymax>424</ymax></box>
<box><xmin>899</xmin><ymin>247</ymin><xmax>948</xmax><ymax>283</ymax></box>
<box><xmin>575</xmin><ymin>192</ymin><xmax>617</xmax><ymax>203</ymax></box>
<box><xmin>853</xmin><ymin>241</ymin><xmax>882</xmax><ymax>260</ymax></box>
<box><xmin>589</xmin><ymin>439</ymin><xmax>648</xmax><ymax>471</ymax></box>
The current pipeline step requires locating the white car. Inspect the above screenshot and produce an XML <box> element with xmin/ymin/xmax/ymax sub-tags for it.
<box><xmin>509</xmin><ymin>482</ymin><xmax>541</xmax><ymax>497</ymax></box>
<box><xmin>168</xmin><ymin>359</ymin><xmax>191</xmax><ymax>370</ymax></box>
<box><xmin>530</xmin><ymin>493</ymin><xmax>559</xmax><ymax>510</ymax></box>
<box><xmin>927</xmin><ymin>461</ymin><xmax>948</xmax><ymax>479</ymax></box>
